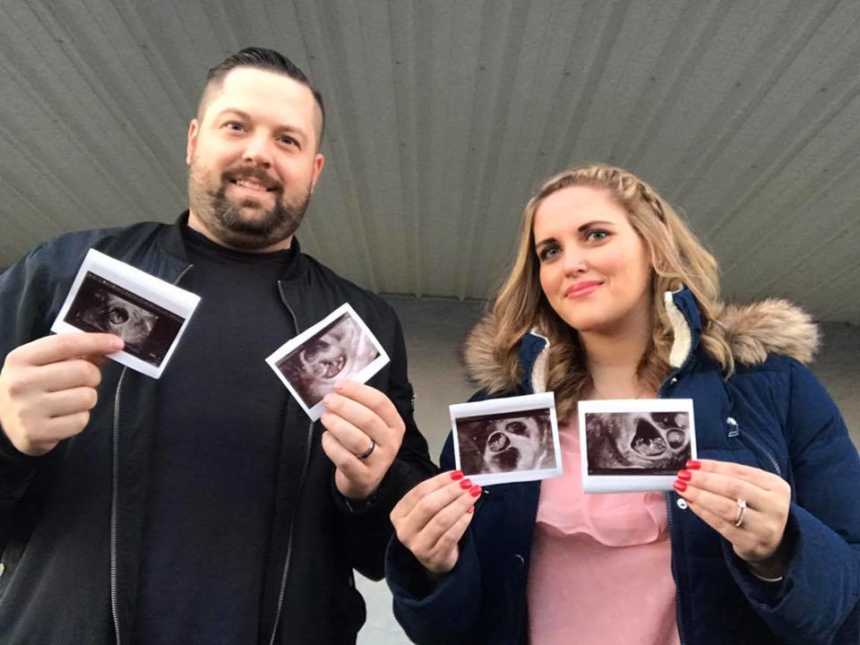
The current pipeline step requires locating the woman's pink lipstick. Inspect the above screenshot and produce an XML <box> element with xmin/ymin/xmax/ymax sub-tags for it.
<box><xmin>565</xmin><ymin>281</ymin><xmax>602</xmax><ymax>298</ymax></box>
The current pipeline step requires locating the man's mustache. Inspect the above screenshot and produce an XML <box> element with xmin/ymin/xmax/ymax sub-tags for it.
<box><xmin>222</xmin><ymin>167</ymin><xmax>282</xmax><ymax>192</ymax></box>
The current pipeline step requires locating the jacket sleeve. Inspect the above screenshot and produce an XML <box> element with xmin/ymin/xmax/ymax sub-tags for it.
<box><xmin>726</xmin><ymin>359</ymin><xmax>860</xmax><ymax>644</ymax></box>
<box><xmin>0</xmin><ymin>244</ymin><xmax>54</xmax><ymax>540</ymax></box>
<box><xmin>386</xmin><ymin>432</ymin><xmax>485</xmax><ymax>645</ymax></box>
<box><xmin>333</xmin><ymin>310</ymin><xmax>437</xmax><ymax>580</ymax></box>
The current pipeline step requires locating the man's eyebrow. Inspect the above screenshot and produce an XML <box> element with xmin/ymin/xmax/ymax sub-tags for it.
<box><xmin>212</xmin><ymin>108</ymin><xmax>252</xmax><ymax>121</ymax></box>
<box><xmin>212</xmin><ymin>109</ymin><xmax>309</xmax><ymax>138</ymax></box>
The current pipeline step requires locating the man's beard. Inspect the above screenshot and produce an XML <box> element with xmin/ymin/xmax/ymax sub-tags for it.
<box><xmin>188</xmin><ymin>163</ymin><xmax>312</xmax><ymax>251</ymax></box>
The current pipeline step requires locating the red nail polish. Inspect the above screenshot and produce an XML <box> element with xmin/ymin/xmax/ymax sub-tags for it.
<box><xmin>686</xmin><ymin>460</ymin><xmax>701</xmax><ymax>470</ymax></box>
<box><xmin>677</xmin><ymin>470</ymin><xmax>692</xmax><ymax>481</ymax></box>
<box><xmin>469</xmin><ymin>485</ymin><xmax>482</xmax><ymax>497</ymax></box>
<box><xmin>460</xmin><ymin>479</ymin><xmax>473</xmax><ymax>490</ymax></box>
<box><xmin>450</xmin><ymin>470</ymin><xmax>464</xmax><ymax>481</ymax></box>
<box><xmin>673</xmin><ymin>480</ymin><xmax>687</xmax><ymax>492</ymax></box>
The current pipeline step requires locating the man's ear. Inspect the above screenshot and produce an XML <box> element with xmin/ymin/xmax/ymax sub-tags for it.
<box><xmin>309</xmin><ymin>153</ymin><xmax>326</xmax><ymax>193</ymax></box>
<box><xmin>186</xmin><ymin>119</ymin><xmax>199</xmax><ymax>166</ymax></box>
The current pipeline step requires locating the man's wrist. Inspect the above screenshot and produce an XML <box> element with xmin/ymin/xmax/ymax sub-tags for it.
<box><xmin>341</xmin><ymin>489</ymin><xmax>379</xmax><ymax>513</ymax></box>
<box><xmin>334</xmin><ymin>475</ymin><xmax>383</xmax><ymax>514</ymax></box>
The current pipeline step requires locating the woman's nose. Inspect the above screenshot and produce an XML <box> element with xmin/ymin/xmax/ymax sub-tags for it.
<box><xmin>561</xmin><ymin>249</ymin><xmax>588</xmax><ymax>275</ymax></box>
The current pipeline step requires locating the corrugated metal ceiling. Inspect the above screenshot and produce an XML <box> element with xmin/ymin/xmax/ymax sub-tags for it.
<box><xmin>2</xmin><ymin>0</ymin><xmax>859</xmax><ymax>323</ymax></box>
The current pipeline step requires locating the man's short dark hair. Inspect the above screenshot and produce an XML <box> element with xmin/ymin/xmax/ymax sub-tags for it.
<box><xmin>199</xmin><ymin>46</ymin><xmax>326</xmax><ymax>144</ymax></box>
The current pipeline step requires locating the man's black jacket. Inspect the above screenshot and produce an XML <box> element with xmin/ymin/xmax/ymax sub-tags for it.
<box><xmin>0</xmin><ymin>215</ymin><xmax>436</xmax><ymax>644</ymax></box>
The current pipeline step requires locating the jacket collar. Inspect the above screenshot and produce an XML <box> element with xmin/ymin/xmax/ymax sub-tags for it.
<box><xmin>465</xmin><ymin>287</ymin><xmax>819</xmax><ymax>394</ymax></box>
<box><xmin>155</xmin><ymin>211</ymin><xmax>309</xmax><ymax>282</ymax></box>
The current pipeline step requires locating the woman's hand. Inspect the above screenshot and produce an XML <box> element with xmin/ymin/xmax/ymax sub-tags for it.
<box><xmin>673</xmin><ymin>459</ymin><xmax>791</xmax><ymax>579</ymax></box>
<box><xmin>390</xmin><ymin>470</ymin><xmax>481</xmax><ymax>575</ymax></box>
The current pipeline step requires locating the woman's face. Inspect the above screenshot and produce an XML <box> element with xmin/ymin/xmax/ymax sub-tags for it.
<box><xmin>533</xmin><ymin>185</ymin><xmax>652</xmax><ymax>335</ymax></box>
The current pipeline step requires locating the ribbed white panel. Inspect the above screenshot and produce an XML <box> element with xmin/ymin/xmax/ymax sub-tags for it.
<box><xmin>1</xmin><ymin>0</ymin><xmax>859</xmax><ymax>324</ymax></box>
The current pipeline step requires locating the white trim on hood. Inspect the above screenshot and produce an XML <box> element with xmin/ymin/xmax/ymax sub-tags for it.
<box><xmin>664</xmin><ymin>290</ymin><xmax>692</xmax><ymax>369</ymax></box>
<box><xmin>527</xmin><ymin>329</ymin><xmax>551</xmax><ymax>393</ymax></box>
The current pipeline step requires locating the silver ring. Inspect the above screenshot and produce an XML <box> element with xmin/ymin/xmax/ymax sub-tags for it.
<box><xmin>357</xmin><ymin>438</ymin><xmax>376</xmax><ymax>460</ymax></box>
<box><xmin>734</xmin><ymin>498</ymin><xmax>747</xmax><ymax>528</ymax></box>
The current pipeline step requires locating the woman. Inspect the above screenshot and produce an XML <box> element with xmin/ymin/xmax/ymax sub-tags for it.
<box><xmin>385</xmin><ymin>164</ymin><xmax>860</xmax><ymax>644</ymax></box>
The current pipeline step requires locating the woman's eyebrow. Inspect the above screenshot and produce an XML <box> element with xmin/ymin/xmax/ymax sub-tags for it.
<box><xmin>577</xmin><ymin>220</ymin><xmax>615</xmax><ymax>232</ymax></box>
<box><xmin>534</xmin><ymin>235</ymin><xmax>556</xmax><ymax>248</ymax></box>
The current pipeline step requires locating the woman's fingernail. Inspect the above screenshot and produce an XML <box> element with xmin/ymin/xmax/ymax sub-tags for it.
<box><xmin>450</xmin><ymin>470</ymin><xmax>464</xmax><ymax>481</ymax></box>
<box><xmin>469</xmin><ymin>485</ymin><xmax>482</xmax><ymax>497</ymax></box>
<box><xmin>673</xmin><ymin>480</ymin><xmax>687</xmax><ymax>492</ymax></box>
<box><xmin>459</xmin><ymin>479</ymin><xmax>473</xmax><ymax>490</ymax></box>
<box><xmin>686</xmin><ymin>460</ymin><xmax>701</xmax><ymax>470</ymax></box>
<box><xmin>677</xmin><ymin>470</ymin><xmax>692</xmax><ymax>481</ymax></box>
<box><xmin>467</xmin><ymin>506</ymin><xmax>474</xmax><ymax>513</ymax></box>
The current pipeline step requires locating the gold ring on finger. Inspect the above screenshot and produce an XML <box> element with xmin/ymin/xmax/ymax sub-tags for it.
<box><xmin>734</xmin><ymin>498</ymin><xmax>747</xmax><ymax>528</ymax></box>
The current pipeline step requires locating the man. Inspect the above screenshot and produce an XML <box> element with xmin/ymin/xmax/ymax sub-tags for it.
<box><xmin>0</xmin><ymin>47</ymin><xmax>435</xmax><ymax>644</ymax></box>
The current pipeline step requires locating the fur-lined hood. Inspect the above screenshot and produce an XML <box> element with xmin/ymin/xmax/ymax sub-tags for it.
<box><xmin>463</xmin><ymin>289</ymin><xmax>820</xmax><ymax>394</ymax></box>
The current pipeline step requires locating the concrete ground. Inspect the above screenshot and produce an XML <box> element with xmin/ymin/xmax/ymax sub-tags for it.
<box><xmin>356</xmin><ymin>298</ymin><xmax>859</xmax><ymax>645</ymax></box>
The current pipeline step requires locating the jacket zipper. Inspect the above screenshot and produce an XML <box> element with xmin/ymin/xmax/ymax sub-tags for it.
<box><xmin>267</xmin><ymin>418</ymin><xmax>314</xmax><ymax>645</ymax></box>
<box><xmin>727</xmin><ymin>417</ymin><xmax>782</xmax><ymax>477</ymax></box>
<box><xmin>110</xmin><ymin>366</ymin><xmax>128</xmax><ymax>645</ymax></box>
<box><xmin>658</xmin><ymin>368</ymin><xmax>687</xmax><ymax>645</ymax></box>
<box><xmin>111</xmin><ymin>264</ymin><xmax>193</xmax><ymax>645</ymax></box>
<box><xmin>266</xmin><ymin>282</ymin><xmax>315</xmax><ymax>645</ymax></box>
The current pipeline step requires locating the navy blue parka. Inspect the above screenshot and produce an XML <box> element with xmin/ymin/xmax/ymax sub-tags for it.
<box><xmin>387</xmin><ymin>289</ymin><xmax>860</xmax><ymax>645</ymax></box>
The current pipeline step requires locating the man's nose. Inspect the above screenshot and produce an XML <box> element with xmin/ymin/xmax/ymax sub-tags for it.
<box><xmin>242</xmin><ymin>133</ymin><xmax>273</xmax><ymax>167</ymax></box>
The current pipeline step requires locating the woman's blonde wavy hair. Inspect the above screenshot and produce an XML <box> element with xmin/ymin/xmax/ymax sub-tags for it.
<box><xmin>490</xmin><ymin>164</ymin><xmax>734</xmax><ymax>419</ymax></box>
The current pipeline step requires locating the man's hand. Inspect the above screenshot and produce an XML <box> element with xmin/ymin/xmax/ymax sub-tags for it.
<box><xmin>0</xmin><ymin>333</ymin><xmax>123</xmax><ymax>456</ymax></box>
<box><xmin>320</xmin><ymin>380</ymin><xmax>407</xmax><ymax>501</ymax></box>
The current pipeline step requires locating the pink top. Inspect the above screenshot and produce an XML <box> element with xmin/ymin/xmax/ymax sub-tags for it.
<box><xmin>527</xmin><ymin>416</ymin><xmax>680</xmax><ymax>645</ymax></box>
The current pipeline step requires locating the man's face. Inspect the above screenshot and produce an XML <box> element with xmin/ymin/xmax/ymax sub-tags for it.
<box><xmin>186</xmin><ymin>67</ymin><xmax>325</xmax><ymax>251</ymax></box>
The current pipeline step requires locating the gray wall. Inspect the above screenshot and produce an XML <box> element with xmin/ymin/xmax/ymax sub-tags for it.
<box><xmin>356</xmin><ymin>296</ymin><xmax>859</xmax><ymax>645</ymax></box>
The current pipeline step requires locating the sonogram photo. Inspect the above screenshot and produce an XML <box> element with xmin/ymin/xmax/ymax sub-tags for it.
<box><xmin>65</xmin><ymin>272</ymin><xmax>183</xmax><ymax>367</ymax></box>
<box><xmin>456</xmin><ymin>409</ymin><xmax>557</xmax><ymax>476</ymax></box>
<box><xmin>276</xmin><ymin>313</ymin><xmax>380</xmax><ymax>408</ymax></box>
<box><xmin>585</xmin><ymin>410</ymin><xmax>691</xmax><ymax>475</ymax></box>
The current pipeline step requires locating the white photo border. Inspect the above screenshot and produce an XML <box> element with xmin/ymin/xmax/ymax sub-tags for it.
<box><xmin>578</xmin><ymin>398</ymin><xmax>696</xmax><ymax>493</ymax></box>
<box><xmin>266</xmin><ymin>302</ymin><xmax>390</xmax><ymax>421</ymax></box>
<box><xmin>450</xmin><ymin>392</ymin><xmax>562</xmax><ymax>486</ymax></box>
<box><xmin>50</xmin><ymin>249</ymin><xmax>201</xmax><ymax>379</ymax></box>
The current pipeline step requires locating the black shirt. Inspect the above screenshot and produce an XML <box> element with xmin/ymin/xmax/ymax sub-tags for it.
<box><xmin>136</xmin><ymin>226</ymin><xmax>296</xmax><ymax>644</ymax></box>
